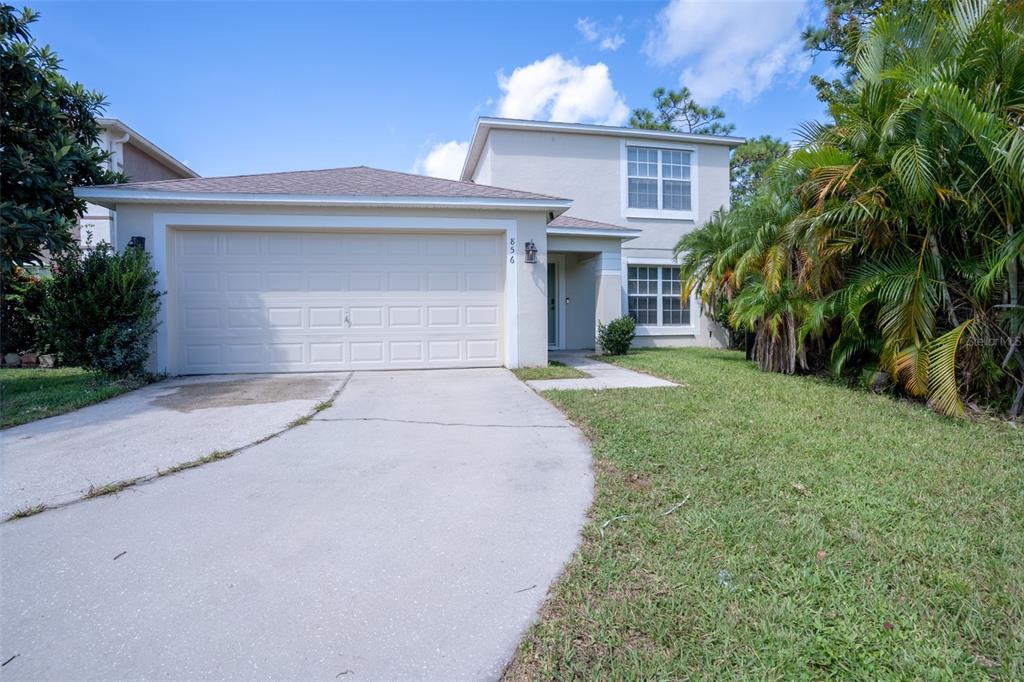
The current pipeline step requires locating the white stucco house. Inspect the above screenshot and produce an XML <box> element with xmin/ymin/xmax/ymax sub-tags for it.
<box><xmin>76</xmin><ymin>117</ymin><xmax>742</xmax><ymax>375</ymax></box>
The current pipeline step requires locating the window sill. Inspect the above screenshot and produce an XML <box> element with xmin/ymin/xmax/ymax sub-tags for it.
<box><xmin>635</xmin><ymin>325</ymin><xmax>698</xmax><ymax>337</ymax></box>
<box><xmin>623</xmin><ymin>208</ymin><xmax>696</xmax><ymax>221</ymax></box>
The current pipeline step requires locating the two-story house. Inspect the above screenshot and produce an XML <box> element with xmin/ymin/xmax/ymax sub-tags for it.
<box><xmin>76</xmin><ymin>118</ymin><xmax>741</xmax><ymax>376</ymax></box>
<box><xmin>461</xmin><ymin>118</ymin><xmax>742</xmax><ymax>351</ymax></box>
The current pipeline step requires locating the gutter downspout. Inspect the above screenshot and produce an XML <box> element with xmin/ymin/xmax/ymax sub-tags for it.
<box><xmin>110</xmin><ymin>131</ymin><xmax>130</xmax><ymax>175</ymax></box>
<box><xmin>108</xmin><ymin>129</ymin><xmax>130</xmax><ymax>251</ymax></box>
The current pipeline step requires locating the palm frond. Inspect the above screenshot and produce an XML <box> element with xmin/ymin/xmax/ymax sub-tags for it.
<box><xmin>926</xmin><ymin>320</ymin><xmax>975</xmax><ymax>416</ymax></box>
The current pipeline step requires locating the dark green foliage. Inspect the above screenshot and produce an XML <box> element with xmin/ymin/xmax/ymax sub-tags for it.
<box><xmin>597</xmin><ymin>315</ymin><xmax>636</xmax><ymax>355</ymax></box>
<box><xmin>0</xmin><ymin>5</ymin><xmax>121</xmax><ymax>272</ymax></box>
<box><xmin>0</xmin><ymin>268</ymin><xmax>44</xmax><ymax>353</ymax></box>
<box><xmin>36</xmin><ymin>244</ymin><xmax>161</xmax><ymax>377</ymax></box>
<box><xmin>629</xmin><ymin>86</ymin><xmax>735</xmax><ymax>136</ymax></box>
<box><xmin>730</xmin><ymin>135</ymin><xmax>789</xmax><ymax>206</ymax></box>
<box><xmin>677</xmin><ymin>0</ymin><xmax>1024</xmax><ymax>417</ymax></box>
<box><xmin>802</xmin><ymin>0</ymin><xmax>940</xmax><ymax>104</ymax></box>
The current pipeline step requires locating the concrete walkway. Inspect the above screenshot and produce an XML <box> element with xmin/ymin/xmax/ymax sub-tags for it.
<box><xmin>0</xmin><ymin>373</ymin><xmax>348</xmax><ymax>519</ymax></box>
<box><xmin>0</xmin><ymin>368</ymin><xmax>593</xmax><ymax>681</ymax></box>
<box><xmin>527</xmin><ymin>351</ymin><xmax>677</xmax><ymax>391</ymax></box>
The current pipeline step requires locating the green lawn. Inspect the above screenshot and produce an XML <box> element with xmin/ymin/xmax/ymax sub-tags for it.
<box><xmin>0</xmin><ymin>367</ymin><xmax>146</xmax><ymax>428</ymax></box>
<box><xmin>507</xmin><ymin>348</ymin><xmax>1024</xmax><ymax>680</ymax></box>
<box><xmin>512</xmin><ymin>361</ymin><xmax>590</xmax><ymax>381</ymax></box>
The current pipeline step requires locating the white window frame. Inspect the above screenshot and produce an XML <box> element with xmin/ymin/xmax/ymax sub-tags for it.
<box><xmin>620</xmin><ymin>140</ymin><xmax>698</xmax><ymax>221</ymax></box>
<box><xmin>623</xmin><ymin>258</ymin><xmax>699</xmax><ymax>336</ymax></box>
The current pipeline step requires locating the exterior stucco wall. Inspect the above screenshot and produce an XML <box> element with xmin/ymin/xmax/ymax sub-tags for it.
<box><xmin>484</xmin><ymin>128</ymin><xmax>730</xmax><ymax>246</ymax></box>
<box><xmin>112</xmin><ymin>203</ymin><xmax>551</xmax><ymax>372</ymax></box>
<box><xmin>512</xmin><ymin>211</ymin><xmax>550</xmax><ymax>367</ymax></box>
<box><xmin>472</xmin><ymin>142</ymin><xmax>493</xmax><ymax>186</ymax></box>
<box><xmin>78</xmin><ymin>202</ymin><xmax>114</xmax><ymax>247</ymax></box>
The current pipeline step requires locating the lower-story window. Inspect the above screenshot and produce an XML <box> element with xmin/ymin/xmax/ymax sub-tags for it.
<box><xmin>628</xmin><ymin>265</ymin><xmax>691</xmax><ymax>327</ymax></box>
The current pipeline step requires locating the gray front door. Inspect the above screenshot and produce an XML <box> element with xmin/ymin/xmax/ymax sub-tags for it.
<box><xmin>547</xmin><ymin>262</ymin><xmax>557</xmax><ymax>347</ymax></box>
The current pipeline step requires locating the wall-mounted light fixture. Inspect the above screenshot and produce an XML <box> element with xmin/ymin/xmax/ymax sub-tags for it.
<box><xmin>524</xmin><ymin>240</ymin><xmax>538</xmax><ymax>264</ymax></box>
<box><xmin>128</xmin><ymin>236</ymin><xmax>146</xmax><ymax>250</ymax></box>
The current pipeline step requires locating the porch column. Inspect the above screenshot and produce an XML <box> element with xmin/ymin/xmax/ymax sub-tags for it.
<box><xmin>594</xmin><ymin>250</ymin><xmax>622</xmax><ymax>344</ymax></box>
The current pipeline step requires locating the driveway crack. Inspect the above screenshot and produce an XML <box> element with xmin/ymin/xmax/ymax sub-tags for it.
<box><xmin>3</xmin><ymin>373</ymin><xmax>354</xmax><ymax>523</ymax></box>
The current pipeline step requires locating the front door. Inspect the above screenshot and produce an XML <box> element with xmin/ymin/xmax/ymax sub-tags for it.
<box><xmin>547</xmin><ymin>261</ymin><xmax>557</xmax><ymax>347</ymax></box>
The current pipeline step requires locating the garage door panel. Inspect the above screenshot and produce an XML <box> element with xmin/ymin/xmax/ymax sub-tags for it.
<box><xmin>467</xmin><ymin>339</ymin><xmax>500</xmax><ymax>361</ymax></box>
<box><xmin>266</xmin><ymin>235</ymin><xmax>302</xmax><ymax>256</ymax></box>
<box><xmin>308</xmin><ymin>272</ymin><xmax>345</xmax><ymax>291</ymax></box>
<box><xmin>173</xmin><ymin>230</ymin><xmax>504</xmax><ymax>373</ymax></box>
<box><xmin>350</xmin><ymin>342</ymin><xmax>385</xmax><ymax>363</ymax></box>
<box><xmin>225</xmin><ymin>233</ymin><xmax>260</xmax><ymax>255</ymax></box>
<box><xmin>349</xmin><ymin>307</ymin><xmax>383</xmax><ymax>328</ymax></box>
<box><xmin>267</xmin><ymin>308</ymin><xmax>303</xmax><ymax>329</ymax></box>
<box><xmin>389</xmin><ymin>307</ymin><xmax>422</xmax><ymax>327</ymax></box>
<box><xmin>387</xmin><ymin>236</ymin><xmax>422</xmax><ymax>257</ymax></box>
<box><xmin>310</xmin><ymin>342</ymin><xmax>344</xmax><ymax>364</ymax></box>
<box><xmin>180</xmin><ymin>232</ymin><xmax>220</xmax><ymax>256</ymax></box>
<box><xmin>466</xmin><ymin>305</ymin><xmax>500</xmax><ymax>327</ymax></box>
<box><xmin>309</xmin><ymin>307</ymin><xmax>345</xmax><ymax>328</ymax></box>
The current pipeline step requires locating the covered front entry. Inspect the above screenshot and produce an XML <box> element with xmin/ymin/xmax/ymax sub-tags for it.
<box><xmin>547</xmin><ymin>252</ymin><xmax>598</xmax><ymax>350</ymax></box>
<box><xmin>546</xmin><ymin>236</ymin><xmax>626</xmax><ymax>352</ymax></box>
<box><xmin>172</xmin><ymin>230</ymin><xmax>505</xmax><ymax>374</ymax></box>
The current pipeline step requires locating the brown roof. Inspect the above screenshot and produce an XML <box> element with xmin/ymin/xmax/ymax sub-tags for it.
<box><xmin>549</xmin><ymin>215</ymin><xmax>640</xmax><ymax>231</ymax></box>
<box><xmin>86</xmin><ymin>166</ymin><xmax>566</xmax><ymax>202</ymax></box>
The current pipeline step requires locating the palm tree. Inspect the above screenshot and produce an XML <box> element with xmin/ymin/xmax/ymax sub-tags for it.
<box><xmin>678</xmin><ymin>0</ymin><xmax>1024</xmax><ymax>417</ymax></box>
<box><xmin>803</xmin><ymin>0</ymin><xmax>1024</xmax><ymax>415</ymax></box>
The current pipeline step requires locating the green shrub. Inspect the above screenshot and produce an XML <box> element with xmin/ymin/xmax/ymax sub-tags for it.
<box><xmin>37</xmin><ymin>244</ymin><xmax>161</xmax><ymax>377</ymax></box>
<box><xmin>597</xmin><ymin>315</ymin><xmax>636</xmax><ymax>355</ymax></box>
<box><xmin>1</xmin><ymin>268</ymin><xmax>45</xmax><ymax>354</ymax></box>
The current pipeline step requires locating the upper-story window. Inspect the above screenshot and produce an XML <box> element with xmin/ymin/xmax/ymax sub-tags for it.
<box><xmin>625</xmin><ymin>146</ymin><xmax>693</xmax><ymax>215</ymax></box>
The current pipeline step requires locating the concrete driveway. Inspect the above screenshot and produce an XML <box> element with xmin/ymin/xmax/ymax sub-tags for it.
<box><xmin>1</xmin><ymin>373</ymin><xmax>348</xmax><ymax>518</ymax></box>
<box><xmin>0</xmin><ymin>369</ymin><xmax>593</xmax><ymax>680</ymax></box>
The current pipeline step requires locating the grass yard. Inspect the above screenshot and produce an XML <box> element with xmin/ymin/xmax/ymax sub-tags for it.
<box><xmin>507</xmin><ymin>348</ymin><xmax>1024</xmax><ymax>680</ymax></box>
<box><xmin>512</xmin><ymin>361</ymin><xmax>590</xmax><ymax>381</ymax></box>
<box><xmin>0</xmin><ymin>367</ymin><xmax>147</xmax><ymax>428</ymax></box>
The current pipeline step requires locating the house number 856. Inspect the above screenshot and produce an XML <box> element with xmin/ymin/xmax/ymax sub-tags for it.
<box><xmin>509</xmin><ymin>237</ymin><xmax>516</xmax><ymax>264</ymax></box>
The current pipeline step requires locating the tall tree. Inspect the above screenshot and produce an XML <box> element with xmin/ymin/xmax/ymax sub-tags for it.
<box><xmin>730</xmin><ymin>135</ymin><xmax>789</xmax><ymax>206</ymax></box>
<box><xmin>803</xmin><ymin>0</ymin><xmax>884</xmax><ymax>104</ymax></box>
<box><xmin>1</xmin><ymin>5</ymin><xmax>120</xmax><ymax>272</ymax></box>
<box><xmin>629</xmin><ymin>87</ymin><xmax>735</xmax><ymax>136</ymax></box>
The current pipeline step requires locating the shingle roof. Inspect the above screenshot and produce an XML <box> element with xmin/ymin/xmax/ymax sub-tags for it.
<box><xmin>549</xmin><ymin>215</ymin><xmax>640</xmax><ymax>232</ymax></box>
<box><xmin>86</xmin><ymin>166</ymin><xmax>565</xmax><ymax>202</ymax></box>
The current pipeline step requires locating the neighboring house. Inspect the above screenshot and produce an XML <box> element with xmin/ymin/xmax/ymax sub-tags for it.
<box><xmin>75</xmin><ymin>118</ymin><xmax>741</xmax><ymax>376</ymax></box>
<box><xmin>461</xmin><ymin>118</ymin><xmax>743</xmax><ymax>350</ymax></box>
<box><xmin>77</xmin><ymin>118</ymin><xmax>197</xmax><ymax>248</ymax></box>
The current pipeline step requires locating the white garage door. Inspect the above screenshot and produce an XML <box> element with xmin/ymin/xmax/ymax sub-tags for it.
<box><xmin>172</xmin><ymin>230</ymin><xmax>504</xmax><ymax>374</ymax></box>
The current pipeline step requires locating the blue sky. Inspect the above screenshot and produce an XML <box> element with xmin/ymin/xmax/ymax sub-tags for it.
<box><xmin>33</xmin><ymin>1</ymin><xmax>833</xmax><ymax>179</ymax></box>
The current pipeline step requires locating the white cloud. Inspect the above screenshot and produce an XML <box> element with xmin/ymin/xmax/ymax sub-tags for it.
<box><xmin>645</xmin><ymin>0</ymin><xmax>812</xmax><ymax>103</ymax></box>
<box><xmin>576</xmin><ymin>17</ymin><xmax>625</xmax><ymax>51</ymax></box>
<box><xmin>497</xmin><ymin>54</ymin><xmax>629</xmax><ymax>125</ymax></box>
<box><xmin>601</xmin><ymin>34</ymin><xmax>626</xmax><ymax>52</ymax></box>
<box><xmin>576</xmin><ymin>17</ymin><xmax>600</xmax><ymax>41</ymax></box>
<box><xmin>412</xmin><ymin>140</ymin><xmax>468</xmax><ymax>180</ymax></box>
